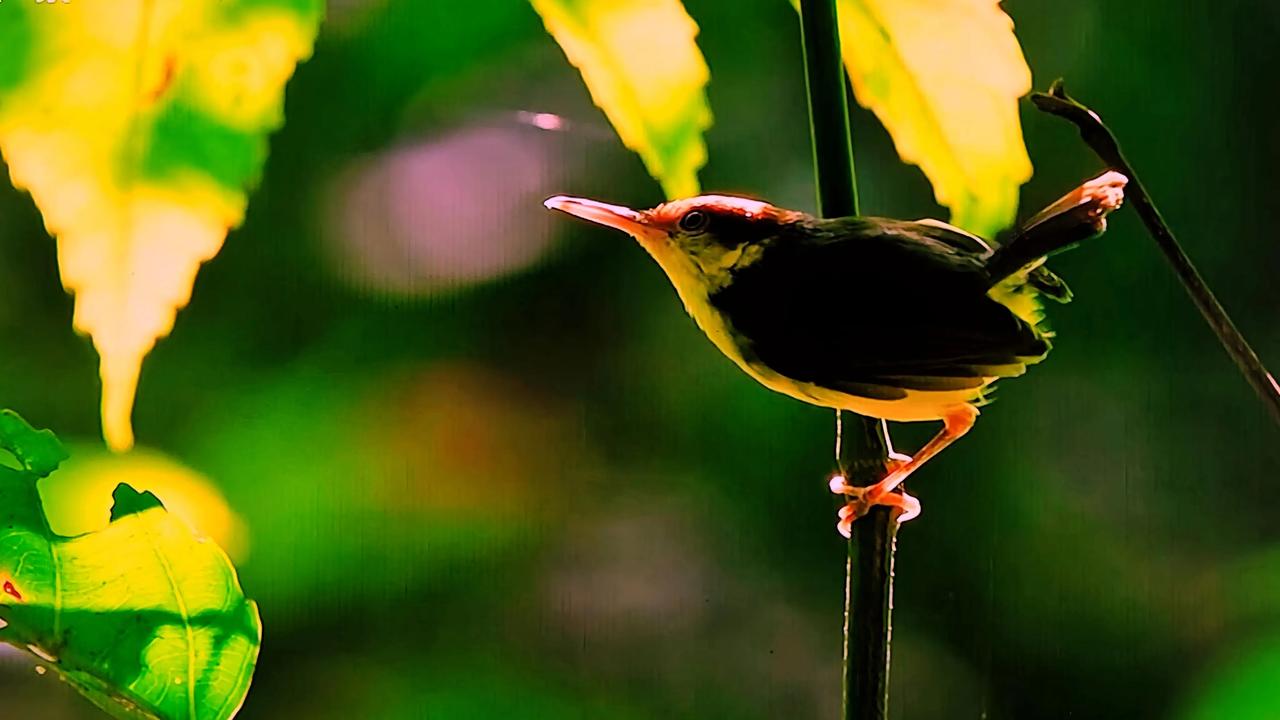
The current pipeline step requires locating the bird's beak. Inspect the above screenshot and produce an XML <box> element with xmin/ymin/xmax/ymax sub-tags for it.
<box><xmin>544</xmin><ymin>196</ymin><xmax>661</xmax><ymax>241</ymax></box>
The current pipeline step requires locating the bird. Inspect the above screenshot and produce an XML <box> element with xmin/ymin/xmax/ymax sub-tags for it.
<box><xmin>545</xmin><ymin>171</ymin><xmax>1127</xmax><ymax>536</ymax></box>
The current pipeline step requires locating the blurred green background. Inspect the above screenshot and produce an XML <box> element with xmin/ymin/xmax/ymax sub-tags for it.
<box><xmin>2</xmin><ymin>0</ymin><xmax>1279</xmax><ymax>717</ymax></box>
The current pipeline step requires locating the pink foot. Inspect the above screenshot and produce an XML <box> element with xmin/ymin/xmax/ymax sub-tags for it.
<box><xmin>829</xmin><ymin>468</ymin><xmax>921</xmax><ymax>538</ymax></box>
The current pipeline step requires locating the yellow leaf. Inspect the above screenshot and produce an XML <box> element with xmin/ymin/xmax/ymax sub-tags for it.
<box><xmin>835</xmin><ymin>0</ymin><xmax>1032</xmax><ymax>236</ymax></box>
<box><xmin>0</xmin><ymin>1</ymin><xmax>323</xmax><ymax>451</ymax></box>
<box><xmin>39</xmin><ymin>446</ymin><xmax>248</xmax><ymax>561</ymax></box>
<box><xmin>531</xmin><ymin>0</ymin><xmax>712</xmax><ymax>199</ymax></box>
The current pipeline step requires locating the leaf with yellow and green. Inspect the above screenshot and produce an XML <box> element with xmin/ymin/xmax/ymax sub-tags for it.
<box><xmin>530</xmin><ymin>0</ymin><xmax>712</xmax><ymax>199</ymax></box>
<box><xmin>0</xmin><ymin>1</ymin><xmax>323</xmax><ymax>451</ymax></box>
<box><xmin>0</xmin><ymin>410</ymin><xmax>261</xmax><ymax>720</ymax></box>
<box><xmin>833</xmin><ymin>0</ymin><xmax>1032</xmax><ymax>237</ymax></box>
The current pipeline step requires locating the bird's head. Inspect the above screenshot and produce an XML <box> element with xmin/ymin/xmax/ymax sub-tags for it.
<box><xmin>544</xmin><ymin>194</ymin><xmax>804</xmax><ymax>290</ymax></box>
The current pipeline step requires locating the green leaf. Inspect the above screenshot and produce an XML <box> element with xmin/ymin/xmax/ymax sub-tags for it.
<box><xmin>1179</xmin><ymin>636</ymin><xmax>1280</xmax><ymax>720</ymax></box>
<box><xmin>0</xmin><ymin>410</ymin><xmax>69</xmax><ymax>477</ymax></box>
<box><xmin>530</xmin><ymin>0</ymin><xmax>712</xmax><ymax>199</ymax></box>
<box><xmin>833</xmin><ymin>0</ymin><xmax>1033</xmax><ymax>236</ymax></box>
<box><xmin>0</xmin><ymin>411</ymin><xmax>261</xmax><ymax>720</ymax></box>
<box><xmin>0</xmin><ymin>0</ymin><xmax>324</xmax><ymax>451</ymax></box>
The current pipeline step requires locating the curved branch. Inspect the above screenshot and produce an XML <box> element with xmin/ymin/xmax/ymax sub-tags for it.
<box><xmin>1031</xmin><ymin>80</ymin><xmax>1280</xmax><ymax>427</ymax></box>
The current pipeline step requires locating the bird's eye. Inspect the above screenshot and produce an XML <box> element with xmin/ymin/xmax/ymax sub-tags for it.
<box><xmin>678</xmin><ymin>210</ymin><xmax>710</xmax><ymax>233</ymax></box>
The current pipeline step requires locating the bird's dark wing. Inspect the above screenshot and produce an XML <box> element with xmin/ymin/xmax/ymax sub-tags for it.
<box><xmin>918</xmin><ymin>218</ymin><xmax>1073</xmax><ymax>302</ymax></box>
<box><xmin>709</xmin><ymin>218</ymin><xmax>1050</xmax><ymax>395</ymax></box>
<box><xmin>906</xmin><ymin>218</ymin><xmax>995</xmax><ymax>255</ymax></box>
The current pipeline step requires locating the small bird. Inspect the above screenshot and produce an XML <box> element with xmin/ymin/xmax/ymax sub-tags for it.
<box><xmin>546</xmin><ymin>172</ymin><xmax>1127</xmax><ymax>536</ymax></box>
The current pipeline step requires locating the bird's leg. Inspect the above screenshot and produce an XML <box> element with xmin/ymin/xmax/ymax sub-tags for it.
<box><xmin>870</xmin><ymin>405</ymin><xmax>977</xmax><ymax>497</ymax></box>
<box><xmin>829</xmin><ymin>405</ymin><xmax>978</xmax><ymax>535</ymax></box>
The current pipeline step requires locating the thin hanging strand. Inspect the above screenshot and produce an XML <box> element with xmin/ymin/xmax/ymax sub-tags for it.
<box><xmin>834</xmin><ymin>409</ymin><xmax>844</xmax><ymax>468</ymax></box>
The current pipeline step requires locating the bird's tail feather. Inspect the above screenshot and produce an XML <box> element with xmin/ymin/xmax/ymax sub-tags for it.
<box><xmin>985</xmin><ymin>171</ymin><xmax>1128</xmax><ymax>289</ymax></box>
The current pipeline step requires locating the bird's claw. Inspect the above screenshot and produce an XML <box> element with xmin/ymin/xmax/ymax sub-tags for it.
<box><xmin>829</xmin><ymin>472</ymin><xmax>920</xmax><ymax>538</ymax></box>
<box><xmin>835</xmin><ymin>491</ymin><xmax>871</xmax><ymax>538</ymax></box>
<box><xmin>827</xmin><ymin>453</ymin><xmax>911</xmax><ymax>496</ymax></box>
<box><xmin>1082</xmin><ymin>171</ymin><xmax>1127</xmax><ymax>214</ymax></box>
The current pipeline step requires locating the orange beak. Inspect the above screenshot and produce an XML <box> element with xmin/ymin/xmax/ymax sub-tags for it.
<box><xmin>544</xmin><ymin>196</ymin><xmax>663</xmax><ymax>241</ymax></box>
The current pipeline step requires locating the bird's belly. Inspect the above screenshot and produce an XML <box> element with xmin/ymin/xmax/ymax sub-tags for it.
<box><xmin>738</xmin><ymin>356</ymin><xmax>988</xmax><ymax>423</ymax></box>
<box><xmin>683</xmin><ymin>292</ymin><xmax>986</xmax><ymax>423</ymax></box>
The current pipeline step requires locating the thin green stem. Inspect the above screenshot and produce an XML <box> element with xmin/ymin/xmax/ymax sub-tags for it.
<box><xmin>796</xmin><ymin>2</ymin><xmax>895</xmax><ymax>719</ymax></box>
<box><xmin>797</xmin><ymin>0</ymin><xmax>858</xmax><ymax>217</ymax></box>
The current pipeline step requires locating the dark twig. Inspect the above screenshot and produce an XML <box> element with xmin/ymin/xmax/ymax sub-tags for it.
<box><xmin>796</xmin><ymin>2</ymin><xmax>895</xmax><ymax>718</ymax></box>
<box><xmin>839</xmin><ymin>421</ymin><xmax>896</xmax><ymax>720</ymax></box>
<box><xmin>1031</xmin><ymin>80</ymin><xmax>1280</xmax><ymax>427</ymax></box>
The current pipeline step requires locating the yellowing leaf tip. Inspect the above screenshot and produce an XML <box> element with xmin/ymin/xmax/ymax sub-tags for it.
<box><xmin>833</xmin><ymin>0</ymin><xmax>1033</xmax><ymax>237</ymax></box>
<box><xmin>100</xmin><ymin>352</ymin><xmax>141</xmax><ymax>453</ymax></box>
<box><xmin>533</xmin><ymin>0</ymin><xmax>713</xmax><ymax>200</ymax></box>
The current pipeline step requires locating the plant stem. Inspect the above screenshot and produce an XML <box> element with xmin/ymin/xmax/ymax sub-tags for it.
<box><xmin>1031</xmin><ymin>80</ymin><xmax>1280</xmax><ymax>427</ymax></box>
<box><xmin>797</xmin><ymin>0</ymin><xmax>859</xmax><ymax>218</ymax></box>
<box><xmin>840</xmin><ymin>421</ymin><xmax>896</xmax><ymax>720</ymax></box>
<box><xmin>796</xmin><ymin>2</ymin><xmax>895</xmax><ymax>718</ymax></box>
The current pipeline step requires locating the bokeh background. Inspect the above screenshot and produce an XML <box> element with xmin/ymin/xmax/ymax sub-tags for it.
<box><xmin>3</xmin><ymin>0</ymin><xmax>1280</xmax><ymax>717</ymax></box>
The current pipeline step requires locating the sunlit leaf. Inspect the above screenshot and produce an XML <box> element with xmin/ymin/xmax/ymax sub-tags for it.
<box><xmin>0</xmin><ymin>1</ymin><xmax>324</xmax><ymax>451</ymax></box>
<box><xmin>834</xmin><ymin>0</ymin><xmax>1032</xmax><ymax>236</ymax></box>
<box><xmin>39</xmin><ymin>446</ymin><xmax>248</xmax><ymax>561</ymax></box>
<box><xmin>1179</xmin><ymin>636</ymin><xmax>1280</xmax><ymax>720</ymax></box>
<box><xmin>0</xmin><ymin>411</ymin><xmax>261</xmax><ymax>720</ymax></box>
<box><xmin>530</xmin><ymin>0</ymin><xmax>712</xmax><ymax>199</ymax></box>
